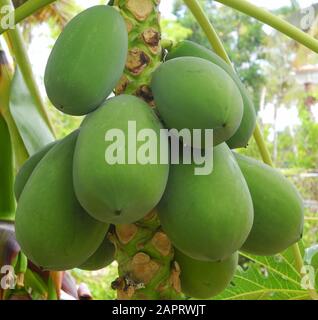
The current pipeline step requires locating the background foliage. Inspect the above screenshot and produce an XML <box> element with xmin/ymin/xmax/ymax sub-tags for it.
<box><xmin>1</xmin><ymin>0</ymin><xmax>317</xmax><ymax>299</ymax></box>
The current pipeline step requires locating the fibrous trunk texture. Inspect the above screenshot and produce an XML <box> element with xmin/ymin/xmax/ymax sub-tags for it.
<box><xmin>111</xmin><ymin>0</ymin><xmax>182</xmax><ymax>300</ymax></box>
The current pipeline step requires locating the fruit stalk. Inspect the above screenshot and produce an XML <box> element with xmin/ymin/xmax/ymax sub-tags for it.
<box><xmin>114</xmin><ymin>0</ymin><xmax>161</xmax><ymax>103</ymax></box>
<box><xmin>183</xmin><ymin>0</ymin><xmax>318</xmax><ymax>300</ymax></box>
<box><xmin>110</xmin><ymin>0</ymin><xmax>182</xmax><ymax>300</ymax></box>
<box><xmin>183</xmin><ymin>0</ymin><xmax>231</xmax><ymax>64</ymax></box>
<box><xmin>252</xmin><ymin>125</ymin><xmax>273</xmax><ymax>166</ymax></box>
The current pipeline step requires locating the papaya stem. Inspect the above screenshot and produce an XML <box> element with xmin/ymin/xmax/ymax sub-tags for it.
<box><xmin>183</xmin><ymin>0</ymin><xmax>318</xmax><ymax>300</ymax></box>
<box><xmin>2</xmin><ymin>3</ymin><xmax>55</xmax><ymax>135</ymax></box>
<box><xmin>215</xmin><ymin>0</ymin><xmax>318</xmax><ymax>54</ymax></box>
<box><xmin>253</xmin><ymin>124</ymin><xmax>273</xmax><ymax>166</ymax></box>
<box><xmin>183</xmin><ymin>0</ymin><xmax>232</xmax><ymax>64</ymax></box>
<box><xmin>112</xmin><ymin>0</ymin><xmax>182</xmax><ymax>300</ymax></box>
<box><xmin>0</xmin><ymin>0</ymin><xmax>56</xmax><ymax>35</ymax></box>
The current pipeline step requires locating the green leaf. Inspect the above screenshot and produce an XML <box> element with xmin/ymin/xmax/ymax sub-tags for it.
<box><xmin>214</xmin><ymin>245</ymin><xmax>311</xmax><ymax>300</ymax></box>
<box><xmin>9</xmin><ymin>67</ymin><xmax>54</xmax><ymax>155</ymax></box>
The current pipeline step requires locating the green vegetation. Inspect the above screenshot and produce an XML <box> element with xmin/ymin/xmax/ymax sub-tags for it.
<box><xmin>14</xmin><ymin>141</ymin><xmax>57</xmax><ymax>200</ymax></box>
<box><xmin>79</xmin><ymin>235</ymin><xmax>115</xmax><ymax>271</ymax></box>
<box><xmin>1</xmin><ymin>0</ymin><xmax>318</xmax><ymax>301</ymax></box>
<box><xmin>45</xmin><ymin>5</ymin><xmax>128</xmax><ymax>115</ymax></box>
<box><xmin>166</xmin><ymin>40</ymin><xmax>256</xmax><ymax>148</ymax></box>
<box><xmin>151</xmin><ymin>56</ymin><xmax>243</xmax><ymax>147</ymax></box>
<box><xmin>175</xmin><ymin>250</ymin><xmax>238</xmax><ymax>299</ymax></box>
<box><xmin>235</xmin><ymin>153</ymin><xmax>304</xmax><ymax>255</ymax></box>
<box><xmin>72</xmin><ymin>263</ymin><xmax>118</xmax><ymax>300</ymax></box>
<box><xmin>170</xmin><ymin>0</ymin><xmax>267</xmax><ymax>107</ymax></box>
<box><xmin>15</xmin><ymin>131</ymin><xmax>109</xmax><ymax>270</ymax></box>
<box><xmin>158</xmin><ymin>143</ymin><xmax>253</xmax><ymax>261</ymax></box>
<box><xmin>73</xmin><ymin>95</ymin><xmax>169</xmax><ymax>224</ymax></box>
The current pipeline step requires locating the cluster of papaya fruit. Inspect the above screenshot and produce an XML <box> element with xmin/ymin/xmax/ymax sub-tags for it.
<box><xmin>14</xmin><ymin>5</ymin><xmax>304</xmax><ymax>299</ymax></box>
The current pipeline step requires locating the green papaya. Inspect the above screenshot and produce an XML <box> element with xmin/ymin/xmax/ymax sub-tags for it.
<box><xmin>79</xmin><ymin>234</ymin><xmax>115</xmax><ymax>271</ymax></box>
<box><xmin>175</xmin><ymin>249</ymin><xmax>238</xmax><ymax>299</ymax></box>
<box><xmin>44</xmin><ymin>5</ymin><xmax>128</xmax><ymax>116</ymax></box>
<box><xmin>167</xmin><ymin>40</ymin><xmax>256</xmax><ymax>149</ymax></box>
<box><xmin>73</xmin><ymin>94</ymin><xmax>169</xmax><ymax>224</ymax></box>
<box><xmin>234</xmin><ymin>153</ymin><xmax>304</xmax><ymax>255</ymax></box>
<box><xmin>15</xmin><ymin>131</ymin><xmax>109</xmax><ymax>270</ymax></box>
<box><xmin>151</xmin><ymin>57</ymin><xmax>243</xmax><ymax>147</ymax></box>
<box><xmin>158</xmin><ymin>143</ymin><xmax>254</xmax><ymax>261</ymax></box>
<box><xmin>14</xmin><ymin>141</ymin><xmax>57</xmax><ymax>201</ymax></box>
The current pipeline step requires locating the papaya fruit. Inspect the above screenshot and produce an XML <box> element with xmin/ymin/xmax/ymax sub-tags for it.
<box><xmin>158</xmin><ymin>143</ymin><xmax>253</xmax><ymax>261</ymax></box>
<box><xmin>44</xmin><ymin>5</ymin><xmax>128</xmax><ymax>116</ymax></box>
<box><xmin>79</xmin><ymin>234</ymin><xmax>115</xmax><ymax>271</ymax></box>
<box><xmin>234</xmin><ymin>153</ymin><xmax>304</xmax><ymax>255</ymax></box>
<box><xmin>151</xmin><ymin>57</ymin><xmax>243</xmax><ymax>147</ymax></box>
<box><xmin>175</xmin><ymin>249</ymin><xmax>238</xmax><ymax>299</ymax></box>
<box><xmin>14</xmin><ymin>141</ymin><xmax>57</xmax><ymax>201</ymax></box>
<box><xmin>15</xmin><ymin>131</ymin><xmax>109</xmax><ymax>270</ymax></box>
<box><xmin>73</xmin><ymin>94</ymin><xmax>169</xmax><ymax>224</ymax></box>
<box><xmin>167</xmin><ymin>40</ymin><xmax>256</xmax><ymax>149</ymax></box>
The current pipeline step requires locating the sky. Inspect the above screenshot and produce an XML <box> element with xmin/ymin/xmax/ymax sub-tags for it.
<box><xmin>8</xmin><ymin>0</ymin><xmax>318</xmax><ymax>139</ymax></box>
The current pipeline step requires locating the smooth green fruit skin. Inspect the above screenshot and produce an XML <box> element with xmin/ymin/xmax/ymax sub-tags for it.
<box><xmin>73</xmin><ymin>95</ymin><xmax>169</xmax><ymax>224</ymax></box>
<box><xmin>14</xmin><ymin>141</ymin><xmax>57</xmax><ymax>201</ymax></box>
<box><xmin>44</xmin><ymin>5</ymin><xmax>128</xmax><ymax>116</ymax></box>
<box><xmin>167</xmin><ymin>41</ymin><xmax>256</xmax><ymax>149</ymax></box>
<box><xmin>158</xmin><ymin>143</ymin><xmax>254</xmax><ymax>261</ymax></box>
<box><xmin>151</xmin><ymin>56</ymin><xmax>243</xmax><ymax>147</ymax></box>
<box><xmin>234</xmin><ymin>153</ymin><xmax>304</xmax><ymax>256</ymax></box>
<box><xmin>15</xmin><ymin>131</ymin><xmax>109</xmax><ymax>271</ymax></box>
<box><xmin>79</xmin><ymin>235</ymin><xmax>115</xmax><ymax>271</ymax></box>
<box><xmin>175</xmin><ymin>249</ymin><xmax>238</xmax><ymax>299</ymax></box>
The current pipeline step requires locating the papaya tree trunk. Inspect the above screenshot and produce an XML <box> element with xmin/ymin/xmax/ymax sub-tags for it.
<box><xmin>110</xmin><ymin>0</ymin><xmax>182</xmax><ymax>300</ymax></box>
